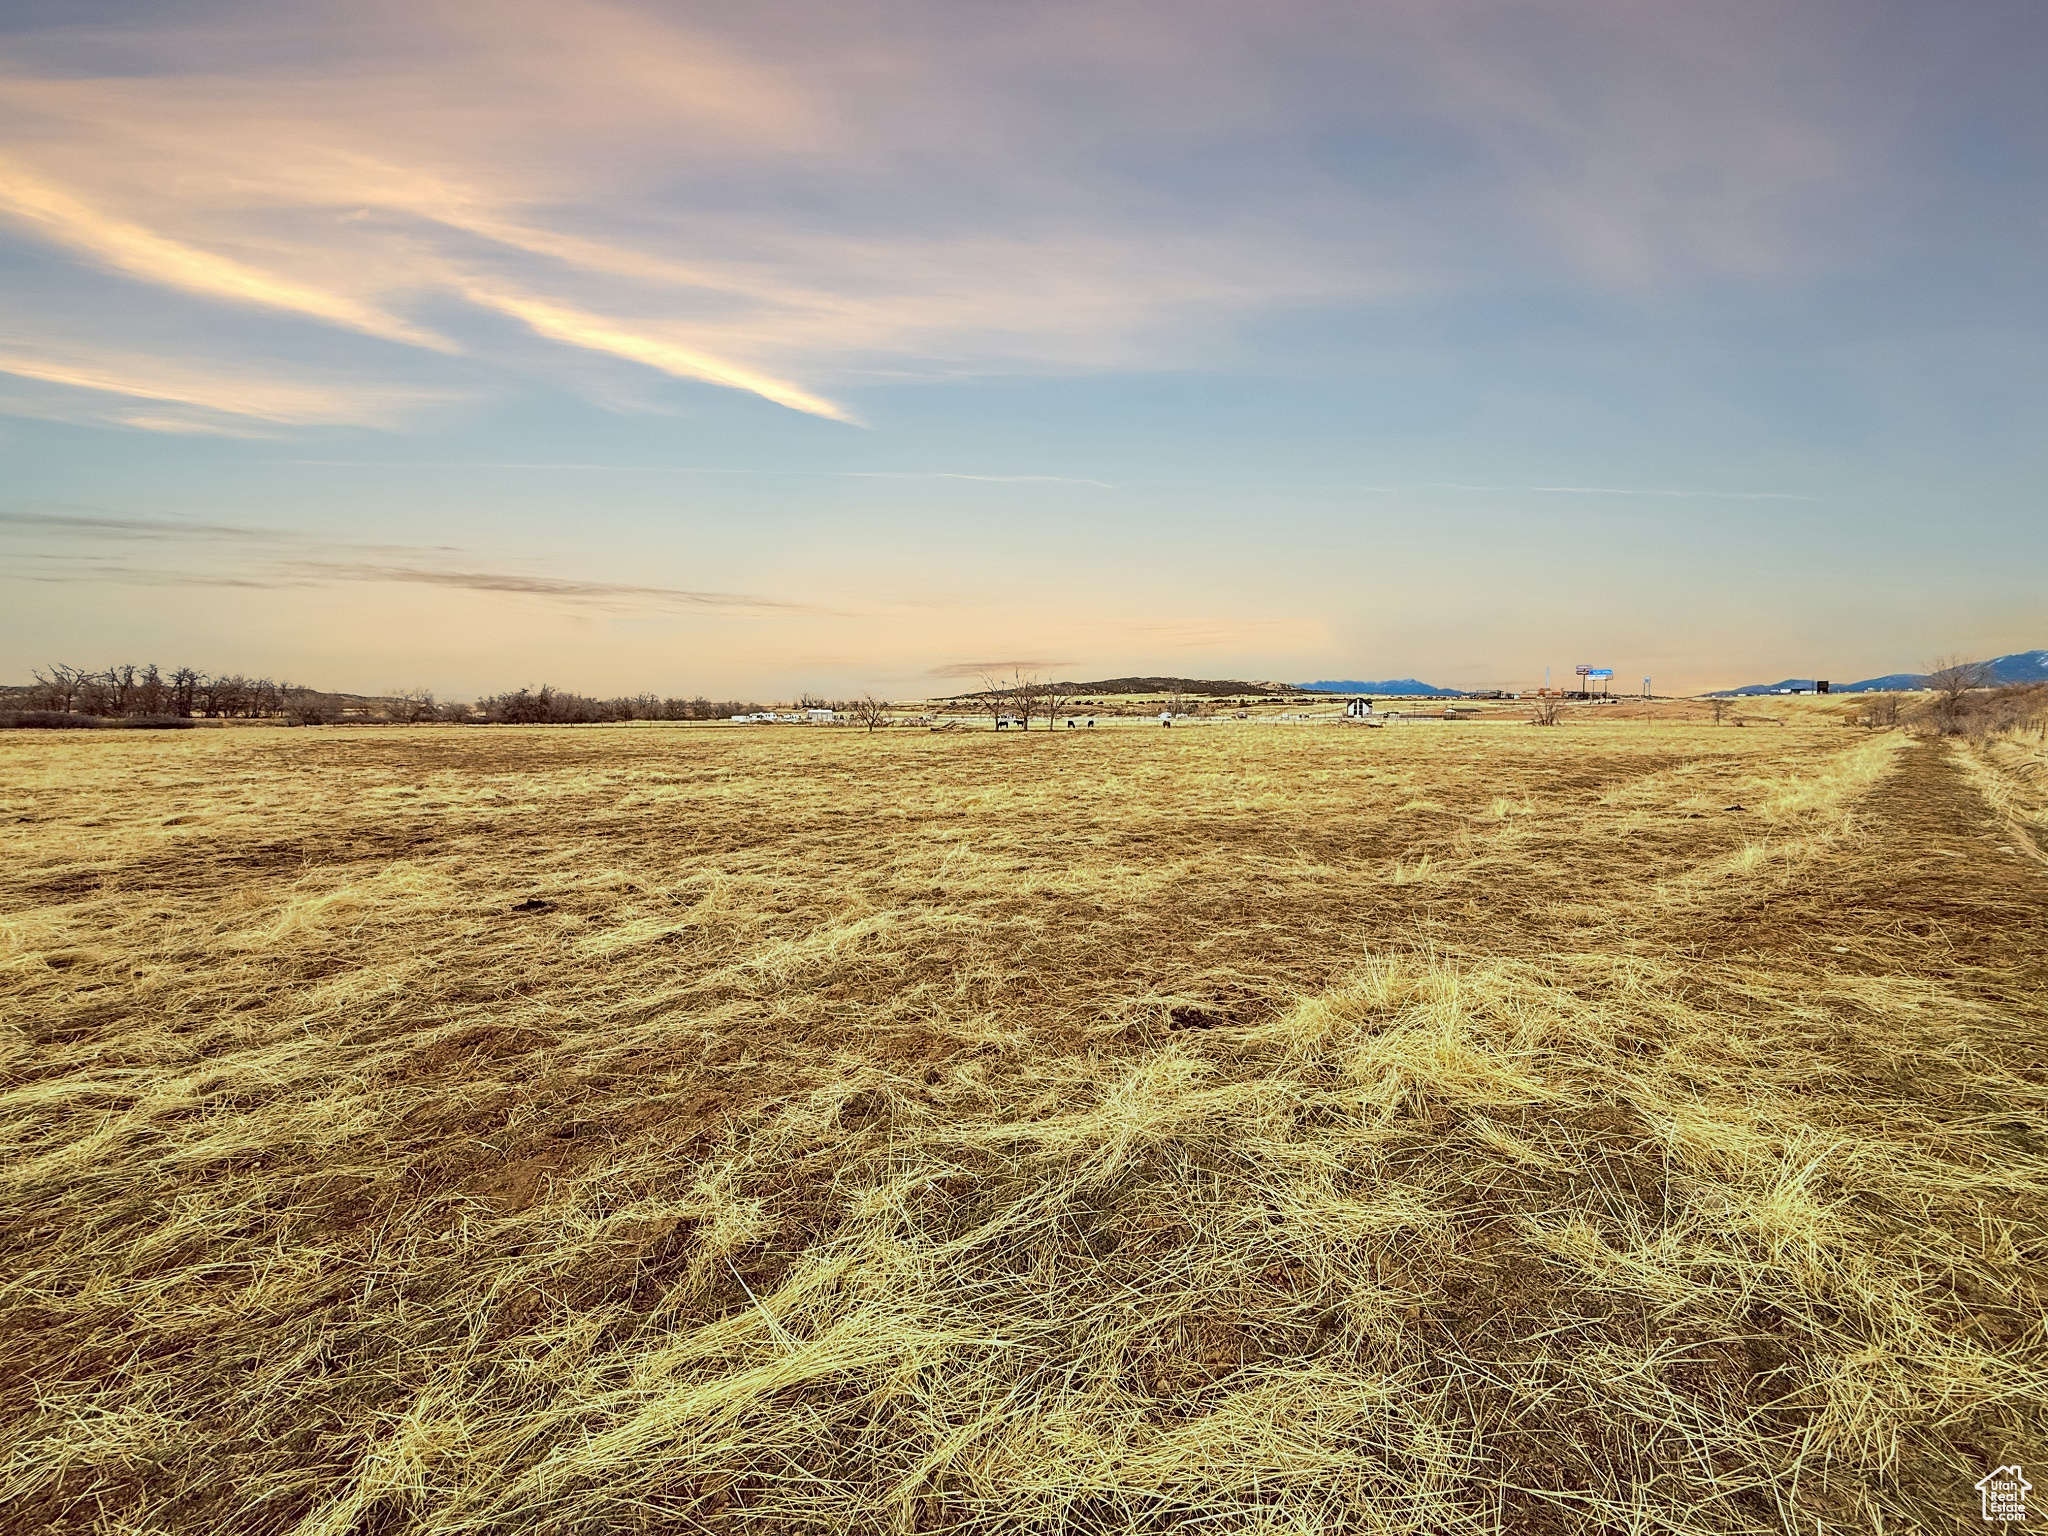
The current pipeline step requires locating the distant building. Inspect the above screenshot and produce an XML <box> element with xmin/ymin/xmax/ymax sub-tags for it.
<box><xmin>1344</xmin><ymin>699</ymin><xmax>1374</xmax><ymax>718</ymax></box>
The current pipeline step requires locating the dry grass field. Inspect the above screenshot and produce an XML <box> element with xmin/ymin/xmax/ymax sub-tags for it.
<box><xmin>3</xmin><ymin>716</ymin><xmax>2045</xmax><ymax>1534</ymax></box>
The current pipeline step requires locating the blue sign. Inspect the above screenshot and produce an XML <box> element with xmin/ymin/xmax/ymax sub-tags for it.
<box><xmin>1585</xmin><ymin>668</ymin><xmax>1614</xmax><ymax>680</ymax></box>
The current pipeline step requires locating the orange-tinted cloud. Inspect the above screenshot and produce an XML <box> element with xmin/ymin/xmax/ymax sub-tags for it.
<box><xmin>926</xmin><ymin>659</ymin><xmax>1074</xmax><ymax>678</ymax></box>
<box><xmin>0</xmin><ymin>0</ymin><xmax>1876</xmax><ymax>402</ymax></box>
<box><xmin>464</xmin><ymin>286</ymin><xmax>859</xmax><ymax>423</ymax></box>
<box><xmin>0</xmin><ymin>156</ymin><xmax>443</xmax><ymax>347</ymax></box>
<box><xmin>0</xmin><ymin>344</ymin><xmax>446</xmax><ymax>428</ymax></box>
<box><xmin>289</xmin><ymin>561</ymin><xmax>815</xmax><ymax>612</ymax></box>
<box><xmin>1</xmin><ymin>507</ymin><xmax>815</xmax><ymax>614</ymax></box>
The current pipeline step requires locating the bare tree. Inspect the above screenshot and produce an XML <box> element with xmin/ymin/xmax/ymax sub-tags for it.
<box><xmin>1709</xmin><ymin>697</ymin><xmax>1732</xmax><ymax>726</ymax></box>
<box><xmin>105</xmin><ymin>659</ymin><xmax>140</xmax><ymax>712</ymax></box>
<box><xmin>1859</xmin><ymin>693</ymin><xmax>1901</xmax><ymax>730</ymax></box>
<box><xmin>1925</xmin><ymin>654</ymin><xmax>1991</xmax><ymax>735</ymax></box>
<box><xmin>976</xmin><ymin>673</ymin><xmax>1007</xmax><ymax>729</ymax></box>
<box><xmin>1530</xmin><ymin>698</ymin><xmax>1562</xmax><ymax>726</ymax></box>
<box><xmin>195</xmin><ymin>675</ymin><xmax>232</xmax><ymax>717</ymax></box>
<box><xmin>170</xmin><ymin>667</ymin><xmax>200</xmax><ymax>717</ymax></box>
<box><xmin>135</xmin><ymin>665</ymin><xmax>167</xmax><ymax>716</ymax></box>
<box><xmin>980</xmin><ymin>670</ymin><xmax>1039</xmax><ymax>729</ymax></box>
<box><xmin>1040</xmin><ymin>677</ymin><xmax>1079</xmax><ymax>729</ymax></box>
<box><xmin>390</xmin><ymin>688</ymin><xmax>438</xmax><ymax>725</ymax></box>
<box><xmin>848</xmin><ymin>694</ymin><xmax>891</xmax><ymax>732</ymax></box>
<box><xmin>35</xmin><ymin>663</ymin><xmax>206</xmax><ymax>718</ymax></box>
<box><xmin>1013</xmin><ymin>670</ymin><xmax>1049</xmax><ymax>730</ymax></box>
<box><xmin>284</xmin><ymin>686</ymin><xmax>332</xmax><ymax>726</ymax></box>
<box><xmin>30</xmin><ymin>664</ymin><xmax>89</xmax><ymax>714</ymax></box>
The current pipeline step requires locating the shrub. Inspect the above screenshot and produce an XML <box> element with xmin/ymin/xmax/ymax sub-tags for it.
<box><xmin>1</xmin><ymin>711</ymin><xmax>107</xmax><ymax>729</ymax></box>
<box><xmin>1906</xmin><ymin>682</ymin><xmax>2048</xmax><ymax>740</ymax></box>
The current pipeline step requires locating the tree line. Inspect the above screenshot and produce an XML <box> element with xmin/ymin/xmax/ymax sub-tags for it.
<box><xmin>967</xmin><ymin>669</ymin><xmax>1224</xmax><ymax>726</ymax></box>
<box><xmin>973</xmin><ymin>670</ymin><xmax>1087</xmax><ymax>728</ymax></box>
<box><xmin>465</xmin><ymin>687</ymin><xmax>774</xmax><ymax>724</ymax></box>
<box><xmin>8</xmin><ymin>664</ymin><xmax>787</xmax><ymax>726</ymax></box>
<box><xmin>26</xmin><ymin>664</ymin><xmax>303</xmax><ymax>720</ymax></box>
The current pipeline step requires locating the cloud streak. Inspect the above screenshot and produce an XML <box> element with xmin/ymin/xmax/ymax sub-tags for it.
<box><xmin>0</xmin><ymin>0</ymin><xmax>1925</xmax><ymax>440</ymax></box>
<box><xmin>1419</xmin><ymin>483</ymin><xmax>1820</xmax><ymax>502</ymax></box>
<box><xmin>0</xmin><ymin>506</ymin><xmax>811</xmax><ymax>614</ymax></box>
<box><xmin>0</xmin><ymin>155</ymin><xmax>442</xmax><ymax>348</ymax></box>
<box><xmin>288</xmin><ymin>561</ymin><xmax>812</xmax><ymax>611</ymax></box>
<box><xmin>463</xmin><ymin>285</ymin><xmax>858</xmax><ymax>422</ymax></box>
<box><xmin>0</xmin><ymin>507</ymin><xmax>295</xmax><ymax>540</ymax></box>
<box><xmin>270</xmin><ymin>458</ymin><xmax>1113</xmax><ymax>485</ymax></box>
<box><xmin>0</xmin><ymin>344</ymin><xmax>446</xmax><ymax>427</ymax></box>
<box><xmin>926</xmin><ymin>659</ymin><xmax>1073</xmax><ymax>678</ymax></box>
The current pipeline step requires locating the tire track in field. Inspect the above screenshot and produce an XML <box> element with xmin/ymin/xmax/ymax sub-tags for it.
<box><xmin>1687</xmin><ymin>739</ymin><xmax>2048</xmax><ymax>1001</ymax></box>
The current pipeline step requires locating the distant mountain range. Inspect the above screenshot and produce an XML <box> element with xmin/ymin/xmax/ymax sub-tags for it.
<box><xmin>1711</xmin><ymin>649</ymin><xmax>2048</xmax><ymax>696</ymax></box>
<box><xmin>1298</xmin><ymin>679</ymin><xmax>1463</xmax><ymax>697</ymax></box>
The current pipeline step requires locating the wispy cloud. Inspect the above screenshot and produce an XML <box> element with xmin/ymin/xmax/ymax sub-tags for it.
<box><xmin>0</xmin><ymin>506</ymin><xmax>810</xmax><ymax>613</ymax></box>
<box><xmin>0</xmin><ymin>507</ymin><xmax>292</xmax><ymax>540</ymax></box>
<box><xmin>287</xmin><ymin>561</ymin><xmax>811</xmax><ymax>612</ymax></box>
<box><xmin>0</xmin><ymin>155</ymin><xmax>443</xmax><ymax>348</ymax></box>
<box><xmin>1420</xmin><ymin>483</ymin><xmax>1820</xmax><ymax>502</ymax></box>
<box><xmin>0</xmin><ymin>389</ymin><xmax>278</xmax><ymax>437</ymax></box>
<box><xmin>0</xmin><ymin>6</ymin><xmax>1396</xmax><ymax>430</ymax></box>
<box><xmin>461</xmin><ymin>285</ymin><xmax>858</xmax><ymax>422</ymax></box>
<box><xmin>0</xmin><ymin>0</ymin><xmax>1899</xmax><ymax>438</ymax></box>
<box><xmin>271</xmin><ymin>458</ymin><xmax>1113</xmax><ymax>486</ymax></box>
<box><xmin>256</xmin><ymin>462</ymin><xmax>1800</xmax><ymax>501</ymax></box>
<box><xmin>927</xmin><ymin>659</ymin><xmax>1074</xmax><ymax>678</ymax></box>
<box><xmin>0</xmin><ymin>344</ymin><xmax>447</xmax><ymax>428</ymax></box>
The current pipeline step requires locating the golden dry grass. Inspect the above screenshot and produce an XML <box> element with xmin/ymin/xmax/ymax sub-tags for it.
<box><xmin>3</xmin><ymin>718</ymin><xmax>2045</xmax><ymax>1534</ymax></box>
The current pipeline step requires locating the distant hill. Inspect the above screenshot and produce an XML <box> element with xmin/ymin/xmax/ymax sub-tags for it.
<box><xmin>1061</xmin><ymin>677</ymin><xmax>1299</xmax><ymax>697</ymax></box>
<box><xmin>1712</xmin><ymin>648</ymin><xmax>2048</xmax><ymax>696</ymax></box>
<box><xmin>1830</xmin><ymin>673</ymin><xmax>1925</xmax><ymax>694</ymax></box>
<box><xmin>1987</xmin><ymin>649</ymin><xmax>2048</xmax><ymax>684</ymax></box>
<box><xmin>1298</xmin><ymin>678</ymin><xmax>1462</xmax><ymax>697</ymax></box>
<box><xmin>948</xmin><ymin>677</ymin><xmax>1304</xmax><ymax>699</ymax></box>
<box><xmin>1711</xmin><ymin>678</ymin><xmax>1823</xmax><ymax>697</ymax></box>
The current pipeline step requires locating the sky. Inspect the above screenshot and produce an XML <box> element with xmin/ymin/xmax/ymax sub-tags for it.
<box><xmin>1</xmin><ymin>0</ymin><xmax>2043</xmax><ymax>699</ymax></box>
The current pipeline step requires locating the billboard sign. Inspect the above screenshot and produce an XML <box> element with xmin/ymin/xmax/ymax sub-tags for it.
<box><xmin>1583</xmin><ymin>668</ymin><xmax>1613</xmax><ymax>680</ymax></box>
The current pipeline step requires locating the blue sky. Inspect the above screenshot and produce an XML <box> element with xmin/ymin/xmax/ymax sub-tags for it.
<box><xmin>1</xmin><ymin>0</ymin><xmax>2043</xmax><ymax>697</ymax></box>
